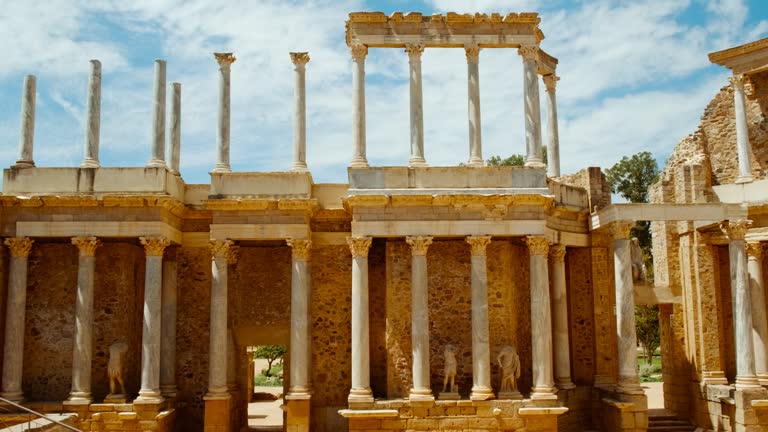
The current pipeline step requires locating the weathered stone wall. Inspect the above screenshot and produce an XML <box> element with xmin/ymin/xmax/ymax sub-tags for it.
<box><xmin>0</xmin><ymin>246</ymin><xmax>8</xmax><ymax>393</ymax></box>
<box><xmin>716</xmin><ymin>245</ymin><xmax>736</xmax><ymax>382</ymax></box>
<box><xmin>566</xmin><ymin>247</ymin><xmax>595</xmax><ymax>385</ymax></box>
<box><xmin>560</xmin><ymin>167</ymin><xmax>611</xmax><ymax>211</ymax></box>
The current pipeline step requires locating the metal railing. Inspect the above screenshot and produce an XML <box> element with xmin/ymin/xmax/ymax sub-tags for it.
<box><xmin>0</xmin><ymin>397</ymin><xmax>81</xmax><ymax>432</ymax></box>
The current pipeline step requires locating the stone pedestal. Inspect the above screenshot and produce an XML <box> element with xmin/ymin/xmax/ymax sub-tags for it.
<box><xmin>204</xmin><ymin>395</ymin><xmax>232</xmax><ymax>432</ymax></box>
<box><xmin>438</xmin><ymin>391</ymin><xmax>460</xmax><ymax>400</ymax></box>
<box><xmin>348</xmin><ymin>237</ymin><xmax>374</xmax><ymax>407</ymax></box>
<box><xmin>285</xmin><ymin>397</ymin><xmax>311</xmax><ymax>432</ymax></box>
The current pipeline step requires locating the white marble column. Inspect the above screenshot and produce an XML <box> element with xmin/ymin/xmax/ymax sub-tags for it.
<box><xmin>467</xmin><ymin>236</ymin><xmax>494</xmax><ymax>400</ymax></box>
<box><xmin>67</xmin><ymin>237</ymin><xmax>101</xmax><ymax>404</ymax></box>
<box><xmin>550</xmin><ymin>244</ymin><xmax>574</xmax><ymax>390</ymax></box>
<box><xmin>350</xmin><ymin>44</ymin><xmax>369</xmax><ymax>168</ymax></box>
<box><xmin>543</xmin><ymin>74</ymin><xmax>560</xmax><ymax>177</ymax></box>
<box><xmin>347</xmin><ymin>237</ymin><xmax>373</xmax><ymax>406</ymax></box>
<box><xmin>15</xmin><ymin>75</ymin><xmax>36</xmax><ymax>168</ymax></box>
<box><xmin>730</xmin><ymin>75</ymin><xmax>754</xmax><ymax>183</ymax></box>
<box><xmin>526</xmin><ymin>236</ymin><xmax>556</xmax><ymax>399</ymax></box>
<box><xmin>519</xmin><ymin>45</ymin><xmax>544</xmax><ymax>168</ymax></box>
<box><xmin>0</xmin><ymin>237</ymin><xmax>34</xmax><ymax>402</ymax></box>
<box><xmin>160</xmin><ymin>247</ymin><xmax>178</xmax><ymax>397</ymax></box>
<box><xmin>406</xmin><ymin>44</ymin><xmax>427</xmax><ymax>167</ymax></box>
<box><xmin>465</xmin><ymin>45</ymin><xmax>483</xmax><ymax>167</ymax></box>
<box><xmin>213</xmin><ymin>53</ymin><xmax>235</xmax><ymax>173</ymax></box>
<box><xmin>81</xmin><ymin>60</ymin><xmax>101</xmax><ymax>168</ymax></box>
<box><xmin>207</xmin><ymin>239</ymin><xmax>234</xmax><ymax>399</ymax></box>
<box><xmin>169</xmin><ymin>83</ymin><xmax>181</xmax><ymax>175</ymax></box>
<box><xmin>136</xmin><ymin>237</ymin><xmax>170</xmax><ymax>403</ymax></box>
<box><xmin>289</xmin><ymin>53</ymin><xmax>310</xmax><ymax>172</ymax></box>
<box><xmin>147</xmin><ymin>60</ymin><xmax>167</xmax><ymax>168</ymax></box>
<box><xmin>722</xmin><ymin>221</ymin><xmax>760</xmax><ymax>388</ymax></box>
<box><xmin>406</xmin><ymin>236</ymin><xmax>433</xmax><ymax>401</ymax></box>
<box><xmin>747</xmin><ymin>242</ymin><xmax>768</xmax><ymax>384</ymax></box>
<box><xmin>287</xmin><ymin>239</ymin><xmax>312</xmax><ymax>398</ymax></box>
<box><xmin>226</xmin><ymin>248</ymin><xmax>239</xmax><ymax>393</ymax></box>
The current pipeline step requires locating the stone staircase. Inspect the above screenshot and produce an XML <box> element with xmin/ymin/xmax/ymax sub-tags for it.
<box><xmin>648</xmin><ymin>412</ymin><xmax>696</xmax><ymax>432</ymax></box>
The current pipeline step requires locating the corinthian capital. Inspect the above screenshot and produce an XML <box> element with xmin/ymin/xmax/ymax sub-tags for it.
<box><xmin>610</xmin><ymin>221</ymin><xmax>634</xmax><ymax>240</ymax></box>
<box><xmin>720</xmin><ymin>219</ymin><xmax>752</xmax><ymax>240</ymax></box>
<box><xmin>543</xmin><ymin>74</ymin><xmax>559</xmax><ymax>92</ymax></box>
<box><xmin>140</xmin><ymin>236</ymin><xmax>170</xmax><ymax>256</ymax></box>
<box><xmin>5</xmin><ymin>237</ymin><xmax>33</xmax><ymax>257</ymax></box>
<box><xmin>214</xmin><ymin>52</ymin><xmax>236</xmax><ymax>67</ymax></box>
<box><xmin>350</xmin><ymin>44</ymin><xmax>368</xmax><ymax>62</ymax></box>
<box><xmin>518</xmin><ymin>44</ymin><xmax>539</xmax><ymax>61</ymax></box>
<box><xmin>729</xmin><ymin>74</ymin><xmax>746</xmax><ymax>89</ymax></box>
<box><xmin>287</xmin><ymin>239</ymin><xmax>312</xmax><ymax>260</ymax></box>
<box><xmin>405</xmin><ymin>44</ymin><xmax>425</xmax><ymax>61</ymax></box>
<box><xmin>227</xmin><ymin>245</ymin><xmax>240</xmax><ymax>265</ymax></box>
<box><xmin>209</xmin><ymin>239</ymin><xmax>234</xmax><ymax>259</ymax></box>
<box><xmin>747</xmin><ymin>242</ymin><xmax>763</xmax><ymax>260</ymax></box>
<box><xmin>406</xmin><ymin>236</ymin><xmax>433</xmax><ymax>256</ymax></box>
<box><xmin>290</xmin><ymin>52</ymin><xmax>310</xmax><ymax>67</ymax></box>
<box><xmin>347</xmin><ymin>236</ymin><xmax>372</xmax><ymax>258</ymax></box>
<box><xmin>72</xmin><ymin>236</ymin><xmax>101</xmax><ymax>257</ymax></box>
<box><xmin>550</xmin><ymin>244</ymin><xmax>566</xmax><ymax>263</ymax></box>
<box><xmin>464</xmin><ymin>44</ymin><xmax>480</xmax><ymax>63</ymax></box>
<box><xmin>466</xmin><ymin>236</ymin><xmax>492</xmax><ymax>256</ymax></box>
<box><xmin>525</xmin><ymin>236</ymin><xmax>549</xmax><ymax>256</ymax></box>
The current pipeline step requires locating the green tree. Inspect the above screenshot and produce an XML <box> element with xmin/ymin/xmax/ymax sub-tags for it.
<box><xmin>635</xmin><ymin>305</ymin><xmax>660</xmax><ymax>365</ymax></box>
<box><xmin>253</xmin><ymin>345</ymin><xmax>287</xmax><ymax>376</ymax></box>
<box><xmin>486</xmin><ymin>148</ymin><xmax>547</xmax><ymax>167</ymax></box>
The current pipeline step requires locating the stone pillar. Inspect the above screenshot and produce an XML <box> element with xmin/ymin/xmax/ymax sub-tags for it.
<box><xmin>730</xmin><ymin>75</ymin><xmax>754</xmax><ymax>183</ymax></box>
<box><xmin>350</xmin><ymin>44</ymin><xmax>369</xmax><ymax>168</ymax></box>
<box><xmin>347</xmin><ymin>237</ymin><xmax>373</xmax><ymax>407</ymax></box>
<box><xmin>286</xmin><ymin>239</ymin><xmax>312</xmax><ymax>397</ymax></box>
<box><xmin>207</xmin><ymin>239</ymin><xmax>234</xmax><ymax>398</ymax></box>
<box><xmin>67</xmin><ymin>237</ymin><xmax>101</xmax><ymax>404</ymax></box>
<box><xmin>519</xmin><ymin>45</ymin><xmax>544</xmax><ymax>168</ymax></box>
<box><xmin>0</xmin><ymin>237</ymin><xmax>34</xmax><ymax>402</ymax></box>
<box><xmin>226</xmin><ymin>248</ymin><xmax>239</xmax><ymax>395</ymax></box>
<box><xmin>15</xmin><ymin>75</ymin><xmax>36</xmax><ymax>168</ymax></box>
<box><xmin>465</xmin><ymin>45</ymin><xmax>483</xmax><ymax>167</ymax></box>
<box><xmin>160</xmin><ymin>247</ymin><xmax>178</xmax><ymax>397</ymax></box>
<box><xmin>543</xmin><ymin>74</ymin><xmax>560</xmax><ymax>177</ymax></box>
<box><xmin>169</xmin><ymin>83</ymin><xmax>181</xmax><ymax>175</ymax></box>
<box><xmin>406</xmin><ymin>44</ymin><xmax>427</xmax><ymax>167</ymax></box>
<box><xmin>405</xmin><ymin>236</ymin><xmax>434</xmax><ymax>402</ymax></box>
<box><xmin>550</xmin><ymin>244</ymin><xmax>574</xmax><ymax>390</ymax></box>
<box><xmin>748</xmin><ymin>242</ymin><xmax>768</xmax><ymax>383</ymax></box>
<box><xmin>81</xmin><ymin>60</ymin><xmax>101</xmax><ymax>168</ymax></box>
<box><xmin>136</xmin><ymin>237</ymin><xmax>170</xmax><ymax>403</ymax></box>
<box><xmin>147</xmin><ymin>60</ymin><xmax>167</xmax><ymax>168</ymax></box>
<box><xmin>526</xmin><ymin>236</ymin><xmax>556</xmax><ymax>399</ymax></box>
<box><xmin>289</xmin><ymin>53</ymin><xmax>310</xmax><ymax>172</ymax></box>
<box><xmin>467</xmin><ymin>236</ymin><xmax>494</xmax><ymax>400</ymax></box>
<box><xmin>213</xmin><ymin>53</ymin><xmax>236</xmax><ymax>173</ymax></box>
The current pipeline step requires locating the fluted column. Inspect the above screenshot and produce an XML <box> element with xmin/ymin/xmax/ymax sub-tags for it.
<box><xmin>136</xmin><ymin>237</ymin><xmax>170</xmax><ymax>403</ymax></box>
<box><xmin>81</xmin><ymin>60</ymin><xmax>101</xmax><ymax>168</ymax></box>
<box><xmin>160</xmin><ymin>247</ymin><xmax>178</xmax><ymax>397</ymax></box>
<box><xmin>147</xmin><ymin>60</ymin><xmax>167</xmax><ymax>168</ymax></box>
<box><xmin>15</xmin><ymin>75</ymin><xmax>36</xmax><ymax>168</ymax></box>
<box><xmin>169</xmin><ymin>83</ymin><xmax>181</xmax><ymax>175</ymax></box>
<box><xmin>347</xmin><ymin>237</ymin><xmax>373</xmax><ymax>406</ymax></box>
<box><xmin>406</xmin><ymin>236</ymin><xmax>433</xmax><ymax>401</ymax></box>
<box><xmin>730</xmin><ymin>75</ymin><xmax>754</xmax><ymax>183</ymax></box>
<box><xmin>406</xmin><ymin>44</ymin><xmax>427</xmax><ymax>167</ymax></box>
<box><xmin>0</xmin><ymin>237</ymin><xmax>34</xmax><ymax>402</ymax></box>
<box><xmin>550</xmin><ymin>244</ymin><xmax>574</xmax><ymax>390</ymax></box>
<box><xmin>467</xmin><ymin>236</ymin><xmax>494</xmax><ymax>400</ymax></box>
<box><xmin>350</xmin><ymin>44</ymin><xmax>369</xmax><ymax>168</ymax></box>
<box><xmin>747</xmin><ymin>242</ymin><xmax>768</xmax><ymax>384</ymax></box>
<box><xmin>67</xmin><ymin>237</ymin><xmax>101</xmax><ymax>404</ymax></box>
<box><xmin>543</xmin><ymin>74</ymin><xmax>560</xmax><ymax>177</ymax></box>
<box><xmin>213</xmin><ymin>53</ymin><xmax>235</xmax><ymax>173</ymax></box>
<box><xmin>526</xmin><ymin>236</ymin><xmax>556</xmax><ymax>399</ymax></box>
<box><xmin>289</xmin><ymin>53</ymin><xmax>310</xmax><ymax>172</ymax></box>
<box><xmin>465</xmin><ymin>45</ymin><xmax>483</xmax><ymax>167</ymax></box>
<box><xmin>206</xmin><ymin>240</ymin><xmax>234</xmax><ymax>399</ymax></box>
<box><xmin>287</xmin><ymin>239</ymin><xmax>312</xmax><ymax>398</ymax></box>
<box><xmin>519</xmin><ymin>45</ymin><xmax>544</xmax><ymax>168</ymax></box>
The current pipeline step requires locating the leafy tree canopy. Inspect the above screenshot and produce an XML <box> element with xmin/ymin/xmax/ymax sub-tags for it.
<box><xmin>486</xmin><ymin>148</ymin><xmax>547</xmax><ymax>167</ymax></box>
<box><xmin>253</xmin><ymin>345</ymin><xmax>287</xmax><ymax>376</ymax></box>
<box><xmin>605</xmin><ymin>151</ymin><xmax>659</xmax><ymax>204</ymax></box>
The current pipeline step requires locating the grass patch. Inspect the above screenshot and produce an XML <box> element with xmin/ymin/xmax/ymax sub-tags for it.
<box><xmin>254</xmin><ymin>363</ymin><xmax>284</xmax><ymax>387</ymax></box>
<box><xmin>638</xmin><ymin>354</ymin><xmax>662</xmax><ymax>382</ymax></box>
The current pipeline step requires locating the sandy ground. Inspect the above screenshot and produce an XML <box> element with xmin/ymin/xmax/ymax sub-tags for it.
<box><xmin>643</xmin><ymin>381</ymin><xmax>665</xmax><ymax>409</ymax></box>
<box><xmin>247</xmin><ymin>359</ymin><xmax>284</xmax><ymax>431</ymax></box>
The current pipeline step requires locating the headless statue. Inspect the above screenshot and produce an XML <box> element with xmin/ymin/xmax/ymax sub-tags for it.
<box><xmin>107</xmin><ymin>342</ymin><xmax>128</xmax><ymax>398</ymax></box>
<box><xmin>442</xmin><ymin>344</ymin><xmax>458</xmax><ymax>393</ymax></box>
<box><xmin>497</xmin><ymin>345</ymin><xmax>521</xmax><ymax>393</ymax></box>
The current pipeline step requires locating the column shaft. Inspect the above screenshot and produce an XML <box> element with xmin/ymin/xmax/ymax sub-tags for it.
<box><xmin>16</xmin><ymin>75</ymin><xmax>36</xmax><ymax>167</ymax></box>
<box><xmin>137</xmin><ymin>237</ymin><xmax>169</xmax><ymax>402</ymax></box>
<box><xmin>350</xmin><ymin>45</ymin><xmax>369</xmax><ymax>167</ymax></box>
<box><xmin>213</xmin><ymin>53</ymin><xmax>235</xmax><ymax>173</ymax></box>
<box><xmin>287</xmin><ymin>239</ymin><xmax>312</xmax><ymax>397</ymax></box>
<box><xmin>519</xmin><ymin>46</ymin><xmax>544</xmax><ymax>168</ymax></box>
<box><xmin>406</xmin><ymin>45</ymin><xmax>427</xmax><ymax>167</ymax></box>
<box><xmin>550</xmin><ymin>245</ymin><xmax>574</xmax><ymax>389</ymax></box>
<box><xmin>543</xmin><ymin>75</ymin><xmax>560</xmax><ymax>177</ymax></box>
<box><xmin>169</xmin><ymin>83</ymin><xmax>181</xmax><ymax>175</ymax></box>
<box><xmin>207</xmin><ymin>240</ymin><xmax>233</xmax><ymax>398</ymax></box>
<box><xmin>160</xmin><ymin>250</ymin><xmax>178</xmax><ymax>397</ymax></box>
<box><xmin>611</xmin><ymin>222</ymin><xmax>642</xmax><ymax>394</ymax></box>
<box><xmin>81</xmin><ymin>60</ymin><xmax>101</xmax><ymax>168</ymax></box>
<box><xmin>0</xmin><ymin>238</ymin><xmax>34</xmax><ymax>402</ymax></box>
<box><xmin>147</xmin><ymin>60</ymin><xmax>167</xmax><ymax>168</ymax></box>
<box><xmin>747</xmin><ymin>243</ymin><xmax>768</xmax><ymax>382</ymax></box>
<box><xmin>731</xmin><ymin>75</ymin><xmax>753</xmax><ymax>183</ymax></box>
<box><xmin>466</xmin><ymin>46</ymin><xmax>483</xmax><ymax>167</ymax></box>
<box><xmin>467</xmin><ymin>236</ymin><xmax>493</xmax><ymax>400</ymax></box>
<box><xmin>406</xmin><ymin>236</ymin><xmax>433</xmax><ymax>401</ymax></box>
<box><xmin>347</xmin><ymin>237</ymin><xmax>373</xmax><ymax>406</ymax></box>
<box><xmin>526</xmin><ymin>236</ymin><xmax>556</xmax><ymax>399</ymax></box>
<box><xmin>290</xmin><ymin>53</ymin><xmax>310</xmax><ymax>172</ymax></box>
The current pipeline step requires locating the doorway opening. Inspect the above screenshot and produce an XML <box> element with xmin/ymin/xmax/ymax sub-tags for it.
<box><xmin>246</xmin><ymin>345</ymin><xmax>287</xmax><ymax>431</ymax></box>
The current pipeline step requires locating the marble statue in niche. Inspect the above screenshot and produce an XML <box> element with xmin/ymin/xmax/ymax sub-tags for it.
<box><xmin>497</xmin><ymin>345</ymin><xmax>522</xmax><ymax>399</ymax></box>
<box><xmin>630</xmin><ymin>237</ymin><xmax>647</xmax><ymax>283</ymax></box>
<box><xmin>105</xmin><ymin>342</ymin><xmax>129</xmax><ymax>402</ymax></box>
<box><xmin>439</xmin><ymin>344</ymin><xmax>460</xmax><ymax>400</ymax></box>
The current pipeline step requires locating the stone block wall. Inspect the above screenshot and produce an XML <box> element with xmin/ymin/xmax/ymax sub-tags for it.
<box><xmin>560</xmin><ymin>167</ymin><xmax>611</xmax><ymax>211</ymax></box>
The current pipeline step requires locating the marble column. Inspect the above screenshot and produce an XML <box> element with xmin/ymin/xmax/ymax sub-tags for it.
<box><xmin>169</xmin><ymin>83</ymin><xmax>181</xmax><ymax>175</ymax></box>
<box><xmin>67</xmin><ymin>237</ymin><xmax>101</xmax><ymax>404</ymax></box>
<box><xmin>526</xmin><ymin>236</ymin><xmax>556</xmax><ymax>399</ymax></box>
<box><xmin>15</xmin><ymin>75</ymin><xmax>36</xmax><ymax>168</ymax></box>
<box><xmin>350</xmin><ymin>44</ymin><xmax>369</xmax><ymax>168</ymax></box>
<box><xmin>147</xmin><ymin>60</ymin><xmax>167</xmax><ymax>168</ymax></box>
<box><xmin>160</xmin><ymin>247</ymin><xmax>178</xmax><ymax>397</ymax></box>
<box><xmin>289</xmin><ymin>53</ymin><xmax>310</xmax><ymax>172</ymax></box>
<box><xmin>81</xmin><ymin>60</ymin><xmax>101</xmax><ymax>168</ymax></box>
<box><xmin>406</xmin><ymin>44</ymin><xmax>427</xmax><ymax>167</ymax></box>
<box><xmin>347</xmin><ymin>237</ymin><xmax>373</xmax><ymax>406</ymax></box>
<box><xmin>136</xmin><ymin>237</ymin><xmax>170</xmax><ymax>402</ymax></box>
<box><xmin>467</xmin><ymin>236</ymin><xmax>494</xmax><ymax>400</ymax></box>
<box><xmin>465</xmin><ymin>45</ymin><xmax>483</xmax><ymax>167</ymax></box>
<box><xmin>213</xmin><ymin>53</ymin><xmax>236</xmax><ymax>173</ymax></box>
<box><xmin>406</xmin><ymin>236</ymin><xmax>433</xmax><ymax>401</ymax></box>
<box><xmin>207</xmin><ymin>239</ymin><xmax>234</xmax><ymax>398</ymax></box>
<box><xmin>286</xmin><ymin>239</ymin><xmax>312</xmax><ymax>398</ymax></box>
<box><xmin>0</xmin><ymin>237</ymin><xmax>34</xmax><ymax>402</ymax></box>
<box><xmin>226</xmin><ymin>248</ymin><xmax>239</xmax><ymax>394</ymax></box>
<box><xmin>731</xmin><ymin>75</ymin><xmax>754</xmax><ymax>183</ymax></box>
<box><xmin>550</xmin><ymin>244</ymin><xmax>574</xmax><ymax>390</ymax></box>
<box><xmin>747</xmin><ymin>242</ymin><xmax>768</xmax><ymax>384</ymax></box>
<box><xmin>543</xmin><ymin>74</ymin><xmax>560</xmax><ymax>177</ymax></box>
<box><xmin>519</xmin><ymin>45</ymin><xmax>544</xmax><ymax>168</ymax></box>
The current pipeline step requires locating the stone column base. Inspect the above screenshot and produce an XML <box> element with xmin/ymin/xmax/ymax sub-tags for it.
<box><xmin>286</xmin><ymin>398</ymin><xmax>311</xmax><ymax>432</ymax></box>
<box><xmin>204</xmin><ymin>394</ymin><xmax>232</xmax><ymax>432</ymax></box>
<box><xmin>348</xmin><ymin>389</ymin><xmax>374</xmax><ymax>409</ymax></box>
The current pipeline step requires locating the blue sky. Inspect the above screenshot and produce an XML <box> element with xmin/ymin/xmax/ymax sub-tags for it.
<box><xmin>1</xmin><ymin>0</ymin><xmax>767</xmax><ymax>185</ymax></box>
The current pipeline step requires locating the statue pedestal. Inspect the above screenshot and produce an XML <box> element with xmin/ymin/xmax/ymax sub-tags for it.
<box><xmin>438</xmin><ymin>391</ymin><xmax>460</xmax><ymax>400</ymax></box>
<box><xmin>104</xmin><ymin>394</ymin><xmax>129</xmax><ymax>404</ymax></box>
<box><xmin>498</xmin><ymin>391</ymin><xmax>523</xmax><ymax>400</ymax></box>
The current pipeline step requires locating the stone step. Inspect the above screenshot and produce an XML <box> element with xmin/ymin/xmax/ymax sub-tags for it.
<box><xmin>648</xmin><ymin>420</ymin><xmax>696</xmax><ymax>432</ymax></box>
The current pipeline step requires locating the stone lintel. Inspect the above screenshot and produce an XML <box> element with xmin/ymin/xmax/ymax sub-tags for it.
<box><xmin>590</xmin><ymin>203</ymin><xmax>747</xmax><ymax>230</ymax></box>
<box><xmin>16</xmin><ymin>221</ymin><xmax>182</xmax><ymax>244</ymax></box>
<box><xmin>338</xmin><ymin>409</ymin><xmax>399</xmax><ymax>418</ymax></box>
<box><xmin>351</xmin><ymin>219</ymin><xmax>546</xmax><ymax>237</ymax></box>
<box><xmin>709</xmin><ymin>37</ymin><xmax>768</xmax><ymax>75</ymax></box>
<box><xmin>209</xmin><ymin>223</ymin><xmax>310</xmax><ymax>241</ymax></box>
<box><xmin>517</xmin><ymin>406</ymin><xmax>569</xmax><ymax>416</ymax></box>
